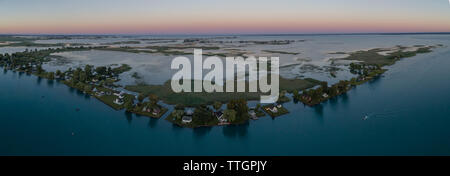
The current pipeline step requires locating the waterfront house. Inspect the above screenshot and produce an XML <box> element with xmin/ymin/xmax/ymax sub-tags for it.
<box><xmin>152</xmin><ymin>108</ymin><xmax>161</xmax><ymax>116</ymax></box>
<box><xmin>114</xmin><ymin>98</ymin><xmax>124</xmax><ymax>105</ymax></box>
<box><xmin>96</xmin><ymin>91</ymin><xmax>105</xmax><ymax>97</ymax></box>
<box><xmin>214</xmin><ymin>111</ymin><xmax>226</xmax><ymax>122</ymax></box>
<box><xmin>276</xmin><ymin>104</ymin><xmax>282</xmax><ymax>108</ymax></box>
<box><xmin>266</xmin><ymin>106</ymin><xmax>278</xmax><ymax>113</ymax></box>
<box><xmin>214</xmin><ymin>111</ymin><xmax>224</xmax><ymax>119</ymax></box>
<box><xmin>249</xmin><ymin>110</ymin><xmax>257</xmax><ymax>119</ymax></box>
<box><xmin>182</xmin><ymin>116</ymin><xmax>192</xmax><ymax>123</ymax></box>
<box><xmin>322</xmin><ymin>93</ymin><xmax>329</xmax><ymax>98</ymax></box>
<box><xmin>302</xmin><ymin>95</ymin><xmax>312</xmax><ymax>102</ymax></box>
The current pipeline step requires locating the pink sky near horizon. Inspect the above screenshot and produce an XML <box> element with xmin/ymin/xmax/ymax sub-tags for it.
<box><xmin>1</xmin><ymin>0</ymin><xmax>449</xmax><ymax>34</ymax></box>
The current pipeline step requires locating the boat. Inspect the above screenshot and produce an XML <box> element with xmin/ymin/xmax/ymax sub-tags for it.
<box><xmin>363</xmin><ymin>115</ymin><xmax>369</xmax><ymax>120</ymax></box>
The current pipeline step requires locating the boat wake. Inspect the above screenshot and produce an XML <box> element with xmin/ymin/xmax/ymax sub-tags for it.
<box><xmin>363</xmin><ymin>107</ymin><xmax>411</xmax><ymax>120</ymax></box>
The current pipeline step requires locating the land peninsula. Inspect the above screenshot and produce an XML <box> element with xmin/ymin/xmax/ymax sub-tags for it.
<box><xmin>0</xmin><ymin>36</ymin><xmax>441</xmax><ymax>128</ymax></box>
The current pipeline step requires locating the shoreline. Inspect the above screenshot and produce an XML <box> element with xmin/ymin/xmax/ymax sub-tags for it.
<box><xmin>0</xmin><ymin>44</ymin><xmax>441</xmax><ymax>128</ymax></box>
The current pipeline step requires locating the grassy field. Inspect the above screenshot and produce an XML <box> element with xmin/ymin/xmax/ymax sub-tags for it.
<box><xmin>0</xmin><ymin>36</ymin><xmax>79</xmax><ymax>47</ymax></box>
<box><xmin>125</xmin><ymin>76</ymin><xmax>320</xmax><ymax>106</ymax></box>
<box><xmin>337</xmin><ymin>46</ymin><xmax>434</xmax><ymax>66</ymax></box>
<box><xmin>96</xmin><ymin>45</ymin><xmax>220</xmax><ymax>56</ymax></box>
<box><xmin>262</xmin><ymin>50</ymin><xmax>300</xmax><ymax>55</ymax></box>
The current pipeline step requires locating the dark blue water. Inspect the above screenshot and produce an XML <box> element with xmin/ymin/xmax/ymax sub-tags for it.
<box><xmin>1</xmin><ymin>47</ymin><xmax>450</xmax><ymax>156</ymax></box>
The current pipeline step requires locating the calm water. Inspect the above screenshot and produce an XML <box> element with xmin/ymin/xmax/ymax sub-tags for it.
<box><xmin>1</xmin><ymin>37</ymin><xmax>450</xmax><ymax>156</ymax></box>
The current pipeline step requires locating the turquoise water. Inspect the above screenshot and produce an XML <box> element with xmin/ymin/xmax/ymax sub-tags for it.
<box><xmin>1</xmin><ymin>40</ymin><xmax>450</xmax><ymax>156</ymax></box>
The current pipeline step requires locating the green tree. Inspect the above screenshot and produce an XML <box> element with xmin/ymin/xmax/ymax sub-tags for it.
<box><xmin>36</xmin><ymin>64</ymin><xmax>44</xmax><ymax>74</ymax></box>
<box><xmin>79</xmin><ymin>72</ymin><xmax>87</xmax><ymax>83</ymax></box>
<box><xmin>48</xmin><ymin>72</ymin><xmax>55</xmax><ymax>79</ymax></box>
<box><xmin>84</xmin><ymin>65</ymin><xmax>93</xmax><ymax>79</ymax></box>
<box><xmin>227</xmin><ymin>99</ymin><xmax>249</xmax><ymax>121</ymax></box>
<box><xmin>125</xmin><ymin>101</ymin><xmax>133</xmax><ymax>112</ymax></box>
<box><xmin>173</xmin><ymin>110</ymin><xmax>184</xmax><ymax>120</ymax></box>
<box><xmin>95</xmin><ymin>66</ymin><xmax>107</xmax><ymax>75</ymax></box>
<box><xmin>193</xmin><ymin>105</ymin><xmax>215</xmax><ymax>125</ymax></box>
<box><xmin>84</xmin><ymin>85</ymin><xmax>92</xmax><ymax>92</ymax></box>
<box><xmin>255</xmin><ymin>104</ymin><xmax>261</xmax><ymax>111</ymax></box>
<box><xmin>223</xmin><ymin>109</ymin><xmax>237</xmax><ymax>122</ymax></box>
<box><xmin>137</xmin><ymin>93</ymin><xmax>145</xmax><ymax>103</ymax></box>
<box><xmin>148</xmin><ymin>94</ymin><xmax>159</xmax><ymax>106</ymax></box>
<box><xmin>55</xmin><ymin>70</ymin><xmax>61</xmax><ymax>77</ymax></box>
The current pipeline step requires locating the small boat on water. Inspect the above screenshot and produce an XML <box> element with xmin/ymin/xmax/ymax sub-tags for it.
<box><xmin>363</xmin><ymin>115</ymin><xmax>369</xmax><ymax>120</ymax></box>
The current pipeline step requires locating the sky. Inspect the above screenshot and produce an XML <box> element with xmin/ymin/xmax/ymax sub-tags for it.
<box><xmin>0</xmin><ymin>0</ymin><xmax>449</xmax><ymax>34</ymax></box>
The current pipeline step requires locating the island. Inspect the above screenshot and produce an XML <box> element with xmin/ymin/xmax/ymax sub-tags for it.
<box><xmin>0</xmin><ymin>35</ymin><xmax>441</xmax><ymax>128</ymax></box>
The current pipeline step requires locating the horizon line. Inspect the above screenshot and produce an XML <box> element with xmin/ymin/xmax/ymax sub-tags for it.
<box><xmin>1</xmin><ymin>32</ymin><xmax>450</xmax><ymax>36</ymax></box>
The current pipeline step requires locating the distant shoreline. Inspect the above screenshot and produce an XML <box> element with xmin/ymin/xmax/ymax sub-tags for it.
<box><xmin>1</xmin><ymin>32</ymin><xmax>450</xmax><ymax>37</ymax></box>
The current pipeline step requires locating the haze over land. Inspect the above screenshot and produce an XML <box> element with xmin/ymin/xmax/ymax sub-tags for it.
<box><xmin>1</xmin><ymin>0</ymin><xmax>449</xmax><ymax>34</ymax></box>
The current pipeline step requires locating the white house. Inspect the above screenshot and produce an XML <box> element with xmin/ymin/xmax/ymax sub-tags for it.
<box><xmin>182</xmin><ymin>116</ymin><xmax>192</xmax><ymax>123</ymax></box>
<box><xmin>114</xmin><ymin>98</ymin><xmax>124</xmax><ymax>105</ymax></box>
<box><xmin>266</xmin><ymin>107</ymin><xmax>278</xmax><ymax>113</ymax></box>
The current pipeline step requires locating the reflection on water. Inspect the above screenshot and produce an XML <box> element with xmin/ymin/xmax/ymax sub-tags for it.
<box><xmin>313</xmin><ymin>104</ymin><xmax>324</xmax><ymax>117</ymax></box>
<box><xmin>125</xmin><ymin>112</ymin><xmax>133</xmax><ymax>124</ymax></box>
<box><xmin>46</xmin><ymin>79</ymin><xmax>54</xmax><ymax>88</ymax></box>
<box><xmin>340</xmin><ymin>93</ymin><xmax>349</xmax><ymax>106</ymax></box>
<box><xmin>222</xmin><ymin>122</ymin><xmax>249</xmax><ymax>139</ymax></box>
<box><xmin>68</xmin><ymin>87</ymin><xmax>75</xmax><ymax>94</ymax></box>
<box><xmin>367</xmin><ymin>75</ymin><xmax>383</xmax><ymax>90</ymax></box>
<box><xmin>148</xmin><ymin>118</ymin><xmax>158</xmax><ymax>128</ymax></box>
<box><xmin>75</xmin><ymin>89</ymin><xmax>84</xmax><ymax>97</ymax></box>
<box><xmin>1</xmin><ymin>35</ymin><xmax>450</xmax><ymax>155</ymax></box>
<box><xmin>36</xmin><ymin>77</ymin><xmax>42</xmax><ymax>85</ymax></box>
<box><xmin>193</xmin><ymin>127</ymin><xmax>213</xmax><ymax>139</ymax></box>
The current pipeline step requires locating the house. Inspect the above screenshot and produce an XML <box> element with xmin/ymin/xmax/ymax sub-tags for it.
<box><xmin>114</xmin><ymin>98</ymin><xmax>124</xmax><ymax>105</ymax></box>
<box><xmin>276</xmin><ymin>104</ymin><xmax>282</xmax><ymax>108</ymax></box>
<box><xmin>266</xmin><ymin>107</ymin><xmax>278</xmax><ymax>113</ymax></box>
<box><xmin>302</xmin><ymin>95</ymin><xmax>312</xmax><ymax>102</ymax></box>
<box><xmin>152</xmin><ymin>108</ymin><xmax>161</xmax><ymax>115</ymax></box>
<box><xmin>322</xmin><ymin>93</ymin><xmax>329</xmax><ymax>98</ymax></box>
<box><xmin>214</xmin><ymin>111</ymin><xmax>226</xmax><ymax>122</ymax></box>
<box><xmin>113</xmin><ymin>91</ymin><xmax>125</xmax><ymax>99</ymax></box>
<box><xmin>182</xmin><ymin>116</ymin><xmax>192</xmax><ymax>123</ymax></box>
<box><xmin>95</xmin><ymin>91</ymin><xmax>105</xmax><ymax>97</ymax></box>
<box><xmin>214</xmin><ymin>111</ymin><xmax>224</xmax><ymax>120</ymax></box>
<box><xmin>249</xmin><ymin>110</ymin><xmax>257</xmax><ymax>119</ymax></box>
